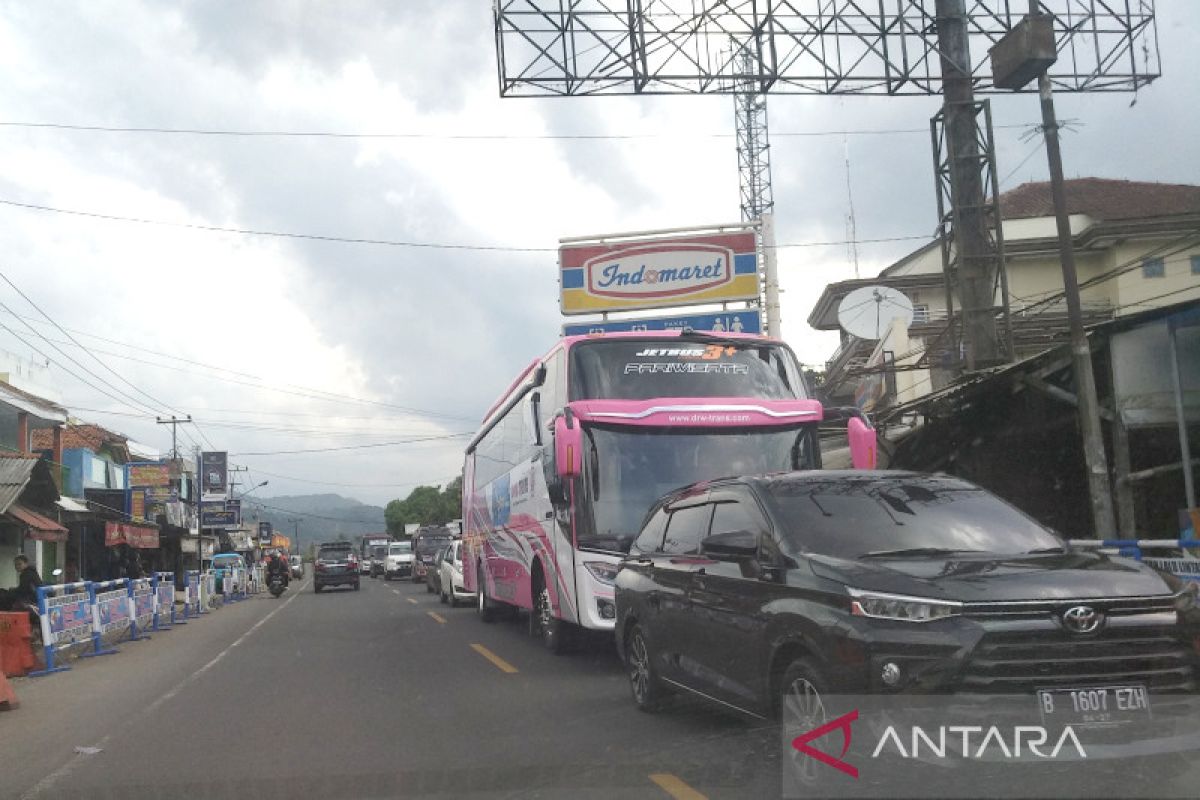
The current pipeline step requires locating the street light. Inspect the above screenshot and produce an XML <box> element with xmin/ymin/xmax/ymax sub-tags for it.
<box><xmin>235</xmin><ymin>480</ymin><xmax>269</xmax><ymax>498</ymax></box>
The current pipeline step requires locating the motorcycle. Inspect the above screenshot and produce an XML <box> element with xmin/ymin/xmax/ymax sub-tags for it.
<box><xmin>268</xmin><ymin>573</ymin><xmax>287</xmax><ymax>598</ymax></box>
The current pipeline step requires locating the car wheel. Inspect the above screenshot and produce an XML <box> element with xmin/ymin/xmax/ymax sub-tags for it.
<box><xmin>476</xmin><ymin>565</ymin><xmax>497</xmax><ymax>624</ymax></box>
<box><xmin>314</xmin><ymin>584</ymin><xmax>322</xmax><ymax>594</ymax></box>
<box><xmin>779</xmin><ymin>657</ymin><xmax>831</xmax><ymax>785</ymax></box>
<box><xmin>534</xmin><ymin>584</ymin><xmax>569</xmax><ymax>655</ymax></box>
<box><xmin>440</xmin><ymin>588</ymin><xmax>448</xmax><ymax>605</ymax></box>
<box><xmin>354</xmin><ymin>582</ymin><xmax>361</xmax><ymax>591</ymax></box>
<box><xmin>426</xmin><ymin>581</ymin><xmax>434</xmax><ymax>594</ymax></box>
<box><xmin>626</xmin><ymin>624</ymin><xmax>667</xmax><ymax>712</ymax></box>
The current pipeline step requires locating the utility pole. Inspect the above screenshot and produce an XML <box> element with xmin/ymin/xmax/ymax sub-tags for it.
<box><xmin>1033</xmin><ymin>59</ymin><xmax>1117</xmax><ymax>538</ymax></box>
<box><xmin>989</xmin><ymin>5</ymin><xmax>1118</xmax><ymax>537</ymax></box>
<box><xmin>155</xmin><ymin>415</ymin><xmax>192</xmax><ymax>460</ymax></box>
<box><xmin>935</xmin><ymin>0</ymin><xmax>1001</xmax><ymax>369</ymax></box>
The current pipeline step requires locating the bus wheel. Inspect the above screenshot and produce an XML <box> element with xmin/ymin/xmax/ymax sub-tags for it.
<box><xmin>535</xmin><ymin>585</ymin><xmax>569</xmax><ymax>655</ymax></box>
<box><xmin>477</xmin><ymin>564</ymin><xmax>497</xmax><ymax>623</ymax></box>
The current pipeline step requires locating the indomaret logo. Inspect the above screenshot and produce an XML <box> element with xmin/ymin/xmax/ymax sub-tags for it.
<box><xmin>584</xmin><ymin>243</ymin><xmax>734</xmax><ymax>299</ymax></box>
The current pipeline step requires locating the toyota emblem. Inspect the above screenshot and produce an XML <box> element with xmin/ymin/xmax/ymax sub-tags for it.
<box><xmin>1062</xmin><ymin>605</ymin><xmax>1103</xmax><ymax>634</ymax></box>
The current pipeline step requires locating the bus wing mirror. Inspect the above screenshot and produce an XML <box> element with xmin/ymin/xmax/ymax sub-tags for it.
<box><xmin>848</xmin><ymin>416</ymin><xmax>877</xmax><ymax>470</ymax></box>
<box><xmin>554</xmin><ymin>416</ymin><xmax>583</xmax><ymax>479</ymax></box>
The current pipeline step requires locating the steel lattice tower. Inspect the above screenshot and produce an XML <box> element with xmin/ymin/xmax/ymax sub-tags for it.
<box><xmin>733</xmin><ymin>48</ymin><xmax>773</xmax><ymax>223</ymax></box>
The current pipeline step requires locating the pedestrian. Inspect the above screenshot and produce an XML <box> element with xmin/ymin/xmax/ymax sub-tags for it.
<box><xmin>10</xmin><ymin>555</ymin><xmax>43</xmax><ymax>605</ymax></box>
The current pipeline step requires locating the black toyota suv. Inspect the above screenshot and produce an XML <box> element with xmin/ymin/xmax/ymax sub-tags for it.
<box><xmin>313</xmin><ymin>541</ymin><xmax>361</xmax><ymax>593</ymax></box>
<box><xmin>615</xmin><ymin>471</ymin><xmax>1199</xmax><ymax>718</ymax></box>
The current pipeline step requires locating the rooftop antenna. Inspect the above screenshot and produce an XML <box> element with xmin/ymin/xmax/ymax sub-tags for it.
<box><xmin>843</xmin><ymin>131</ymin><xmax>860</xmax><ymax>278</ymax></box>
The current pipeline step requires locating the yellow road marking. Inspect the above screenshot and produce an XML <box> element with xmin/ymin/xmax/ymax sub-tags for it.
<box><xmin>470</xmin><ymin>643</ymin><xmax>519</xmax><ymax>674</ymax></box>
<box><xmin>427</xmin><ymin>611</ymin><xmax>447</xmax><ymax>624</ymax></box>
<box><xmin>649</xmin><ymin>774</ymin><xmax>707</xmax><ymax>800</ymax></box>
<box><xmin>406</xmin><ymin>598</ymin><xmax>418</xmax><ymax>605</ymax></box>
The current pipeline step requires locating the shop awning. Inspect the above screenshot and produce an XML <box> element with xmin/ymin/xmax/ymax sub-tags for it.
<box><xmin>105</xmin><ymin>521</ymin><xmax>160</xmax><ymax>549</ymax></box>
<box><xmin>55</xmin><ymin>497</ymin><xmax>91</xmax><ymax>513</ymax></box>
<box><xmin>7</xmin><ymin>503</ymin><xmax>69</xmax><ymax>542</ymax></box>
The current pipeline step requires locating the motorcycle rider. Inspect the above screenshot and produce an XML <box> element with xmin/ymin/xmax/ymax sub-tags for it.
<box><xmin>266</xmin><ymin>550</ymin><xmax>289</xmax><ymax>589</ymax></box>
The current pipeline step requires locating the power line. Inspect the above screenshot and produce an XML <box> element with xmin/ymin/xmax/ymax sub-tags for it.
<box><xmin>242</xmin><ymin>498</ymin><xmax>385</xmax><ymax>525</ymax></box>
<box><xmin>0</xmin><ymin>310</ymin><xmax>477</xmax><ymax>421</ymax></box>
<box><xmin>0</xmin><ymin>196</ymin><xmax>929</xmax><ymax>253</ymax></box>
<box><xmin>0</xmin><ymin>268</ymin><xmax>182</xmax><ymax>418</ymax></box>
<box><xmin>230</xmin><ymin>433</ymin><xmax>471</xmax><ymax>456</ymax></box>
<box><xmin>0</xmin><ymin>119</ymin><xmax>1033</xmax><ymax>141</ymax></box>
<box><xmin>243</xmin><ymin>466</ymin><xmax>459</xmax><ymax>490</ymax></box>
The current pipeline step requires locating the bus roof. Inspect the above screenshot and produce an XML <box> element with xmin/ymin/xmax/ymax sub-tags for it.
<box><xmin>479</xmin><ymin>328</ymin><xmax>784</xmax><ymax>424</ymax></box>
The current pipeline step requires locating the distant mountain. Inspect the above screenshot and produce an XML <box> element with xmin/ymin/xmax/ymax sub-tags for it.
<box><xmin>241</xmin><ymin>494</ymin><xmax>387</xmax><ymax>549</ymax></box>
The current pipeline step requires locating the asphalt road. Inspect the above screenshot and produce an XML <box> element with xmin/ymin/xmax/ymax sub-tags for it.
<box><xmin>2</xmin><ymin>575</ymin><xmax>778</xmax><ymax>800</ymax></box>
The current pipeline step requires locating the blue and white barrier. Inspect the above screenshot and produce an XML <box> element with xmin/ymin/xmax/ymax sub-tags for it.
<box><xmin>28</xmin><ymin>582</ymin><xmax>93</xmax><ymax>675</ymax></box>
<box><xmin>1070</xmin><ymin>538</ymin><xmax>1200</xmax><ymax>584</ymax></box>
<box><xmin>83</xmin><ymin>579</ymin><xmax>131</xmax><ymax>658</ymax></box>
<box><xmin>129</xmin><ymin>577</ymin><xmax>154</xmax><ymax>639</ymax></box>
<box><xmin>198</xmin><ymin>570</ymin><xmax>215</xmax><ymax>613</ymax></box>
<box><xmin>183</xmin><ymin>570</ymin><xmax>201</xmax><ymax>618</ymax></box>
<box><xmin>152</xmin><ymin>572</ymin><xmax>184</xmax><ymax>629</ymax></box>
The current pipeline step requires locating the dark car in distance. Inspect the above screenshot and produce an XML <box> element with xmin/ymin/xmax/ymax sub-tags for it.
<box><xmin>615</xmin><ymin>471</ymin><xmax>1199</xmax><ymax>720</ymax></box>
<box><xmin>424</xmin><ymin>544</ymin><xmax>450</xmax><ymax>595</ymax></box>
<box><xmin>313</xmin><ymin>541</ymin><xmax>360</xmax><ymax>593</ymax></box>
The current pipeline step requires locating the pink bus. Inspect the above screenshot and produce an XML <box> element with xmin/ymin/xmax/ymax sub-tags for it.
<box><xmin>461</xmin><ymin>330</ymin><xmax>875</xmax><ymax>652</ymax></box>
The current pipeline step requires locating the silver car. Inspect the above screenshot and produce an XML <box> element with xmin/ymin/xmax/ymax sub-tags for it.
<box><xmin>438</xmin><ymin>540</ymin><xmax>474</xmax><ymax>606</ymax></box>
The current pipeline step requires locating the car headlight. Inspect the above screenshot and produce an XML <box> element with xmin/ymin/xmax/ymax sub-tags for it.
<box><xmin>1174</xmin><ymin>581</ymin><xmax>1200</xmax><ymax>612</ymax></box>
<box><xmin>583</xmin><ymin>561</ymin><xmax>619</xmax><ymax>585</ymax></box>
<box><xmin>848</xmin><ymin>588</ymin><xmax>960</xmax><ymax>623</ymax></box>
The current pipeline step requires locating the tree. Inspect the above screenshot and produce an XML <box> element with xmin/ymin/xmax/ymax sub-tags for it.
<box><xmin>385</xmin><ymin>477</ymin><xmax>463</xmax><ymax>534</ymax></box>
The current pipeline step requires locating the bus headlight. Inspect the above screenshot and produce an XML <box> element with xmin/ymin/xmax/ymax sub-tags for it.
<box><xmin>583</xmin><ymin>561</ymin><xmax>619</xmax><ymax>585</ymax></box>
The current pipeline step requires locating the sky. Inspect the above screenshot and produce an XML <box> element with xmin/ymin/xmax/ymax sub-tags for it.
<box><xmin>0</xmin><ymin>1</ymin><xmax>1195</xmax><ymax>507</ymax></box>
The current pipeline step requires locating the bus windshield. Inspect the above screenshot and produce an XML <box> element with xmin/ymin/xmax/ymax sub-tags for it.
<box><xmin>579</xmin><ymin>424</ymin><xmax>820</xmax><ymax>552</ymax></box>
<box><xmin>569</xmin><ymin>339</ymin><xmax>805</xmax><ymax>401</ymax></box>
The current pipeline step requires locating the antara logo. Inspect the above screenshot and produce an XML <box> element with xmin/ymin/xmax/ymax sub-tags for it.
<box><xmin>790</xmin><ymin>710</ymin><xmax>1088</xmax><ymax>778</ymax></box>
<box><xmin>584</xmin><ymin>243</ymin><xmax>734</xmax><ymax>299</ymax></box>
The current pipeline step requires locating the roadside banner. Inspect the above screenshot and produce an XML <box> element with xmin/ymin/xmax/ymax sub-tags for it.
<box><xmin>129</xmin><ymin>577</ymin><xmax>154</xmax><ymax>638</ymax></box>
<box><xmin>152</xmin><ymin>572</ymin><xmax>184</xmax><ymax>630</ymax></box>
<box><xmin>200</xmin><ymin>451</ymin><xmax>228</xmax><ymax>498</ymax></box>
<box><xmin>184</xmin><ymin>571</ymin><xmax>201</xmax><ymax>617</ymax></box>
<box><xmin>28</xmin><ymin>582</ymin><xmax>92</xmax><ymax>675</ymax></box>
<box><xmin>83</xmin><ymin>579</ymin><xmax>129</xmax><ymax>657</ymax></box>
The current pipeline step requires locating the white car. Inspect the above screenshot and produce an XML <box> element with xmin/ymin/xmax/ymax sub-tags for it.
<box><xmin>438</xmin><ymin>540</ymin><xmax>474</xmax><ymax>606</ymax></box>
<box><xmin>289</xmin><ymin>554</ymin><xmax>304</xmax><ymax>579</ymax></box>
<box><xmin>383</xmin><ymin>540</ymin><xmax>415</xmax><ymax>580</ymax></box>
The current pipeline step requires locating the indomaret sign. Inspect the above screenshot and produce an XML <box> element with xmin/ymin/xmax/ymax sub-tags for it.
<box><xmin>559</xmin><ymin>230</ymin><xmax>758</xmax><ymax>315</ymax></box>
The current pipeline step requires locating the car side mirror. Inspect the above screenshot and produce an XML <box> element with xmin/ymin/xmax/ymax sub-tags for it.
<box><xmin>848</xmin><ymin>416</ymin><xmax>877</xmax><ymax>470</ymax></box>
<box><xmin>701</xmin><ymin>529</ymin><xmax>758</xmax><ymax>560</ymax></box>
<box><xmin>554</xmin><ymin>413</ymin><xmax>582</xmax><ymax>479</ymax></box>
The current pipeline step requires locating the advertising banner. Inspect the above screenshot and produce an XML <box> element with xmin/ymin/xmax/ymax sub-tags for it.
<box><xmin>105</xmin><ymin>522</ymin><xmax>160</xmax><ymax>549</ymax></box>
<box><xmin>127</xmin><ymin>462</ymin><xmax>171</xmax><ymax>488</ymax></box>
<box><xmin>225</xmin><ymin>499</ymin><xmax>242</xmax><ymax>526</ymax></box>
<box><xmin>258</xmin><ymin>521</ymin><xmax>273</xmax><ymax>544</ymax></box>
<box><xmin>562</xmin><ymin>308</ymin><xmax>761</xmax><ymax>336</ymax></box>
<box><xmin>200</xmin><ymin>501</ymin><xmax>237</xmax><ymax>527</ymax></box>
<box><xmin>93</xmin><ymin>581</ymin><xmax>131</xmax><ymax>634</ymax></box>
<box><xmin>200</xmin><ymin>451</ymin><xmax>228</xmax><ymax>497</ymax></box>
<box><xmin>228</xmin><ymin>529</ymin><xmax>253</xmax><ymax>551</ymax></box>
<box><xmin>44</xmin><ymin>589</ymin><xmax>92</xmax><ymax>645</ymax></box>
<box><xmin>560</xmin><ymin>229</ymin><xmax>759</xmax><ymax>315</ymax></box>
<box><xmin>131</xmin><ymin>578</ymin><xmax>154</xmax><ymax>629</ymax></box>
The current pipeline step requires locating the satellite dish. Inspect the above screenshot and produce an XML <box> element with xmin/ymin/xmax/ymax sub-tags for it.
<box><xmin>837</xmin><ymin>286</ymin><xmax>914</xmax><ymax>340</ymax></box>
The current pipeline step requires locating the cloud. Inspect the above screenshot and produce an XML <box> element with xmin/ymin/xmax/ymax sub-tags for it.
<box><xmin>0</xmin><ymin>0</ymin><xmax>1194</xmax><ymax>505</ymax></box>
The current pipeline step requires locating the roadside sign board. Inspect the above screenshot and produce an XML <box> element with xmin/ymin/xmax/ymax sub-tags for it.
<box><xmin>559</xmin><ymin>230</ymin><xmax>758</xmax><ymax>315</ymax></box>
<box><xmin>200</xmin><ymin>501</ymin><xmax>237</xmax><ymax>527</ymax></box>
<box><xmin>562</xmin><ymin>309</ymin><xmax>761</xmax><ymax>336</ymax></box>
<box><xmin>200</xmin><ymin>451</ymin><xmax>228</xmax><ymax>498</ymax></box>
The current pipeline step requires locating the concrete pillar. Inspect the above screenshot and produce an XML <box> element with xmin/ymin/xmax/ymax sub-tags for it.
<box><xmin>16</xmin><ymin>412</ymin><xmax>29</xmax><ymax>454</ymax></box>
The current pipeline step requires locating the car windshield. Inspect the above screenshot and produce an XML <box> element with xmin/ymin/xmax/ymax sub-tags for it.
<box><xmin>569</xmin><ymin>339</ymin><xmax>805</xmax><ymax>400</ymax></box>
<box><xmin>761</xmin><ymin>474</ymin><xmax>1065</xmax><ymax>559</ymax></box>
<box><xmin>416</xmin><ymin>536</ymin><xmax>452</xmax><ymax>554</ymax></box>
<box><xmin>389</xmin><ymin>542</ymin><xmax>411</xmax><ymax>554</ymax></box>
<box><xmin>582</xmin><ymin>424</ymin><xmax>819</xmax><ymax>551</ymax></box>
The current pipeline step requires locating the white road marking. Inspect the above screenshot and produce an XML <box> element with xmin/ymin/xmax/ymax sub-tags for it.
<box><xmin>20</xmin><ymin>580</ymin><xmax>310</xmax><ymax>800</ymax></box>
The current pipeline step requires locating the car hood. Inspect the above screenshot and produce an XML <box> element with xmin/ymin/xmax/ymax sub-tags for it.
<box><xmin>806</xmin><ymin>550</ymin><xmax>1175</xmax><ymax>602</ymax></box>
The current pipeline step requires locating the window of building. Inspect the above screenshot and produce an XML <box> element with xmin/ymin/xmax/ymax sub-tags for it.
<box><xmin>912</xmin><ymin>303</ymin><xmax>930</xmax><ymax>324</ymax></box>
<box><xmin>1142</xmin><ymin>257</ymin><xmax>1165</xmax><ymax>278</ymax></box>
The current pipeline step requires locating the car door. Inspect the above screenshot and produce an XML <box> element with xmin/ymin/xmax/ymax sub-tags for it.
<box><xmin>649</xmin><ymin>498</ymin><xmax>715</xmax><ymax>689</ymax></box>
<box><xmin>684</xmin><ymin>489</ymin><xmax>774</xmax><ymax>710</ymax></box>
